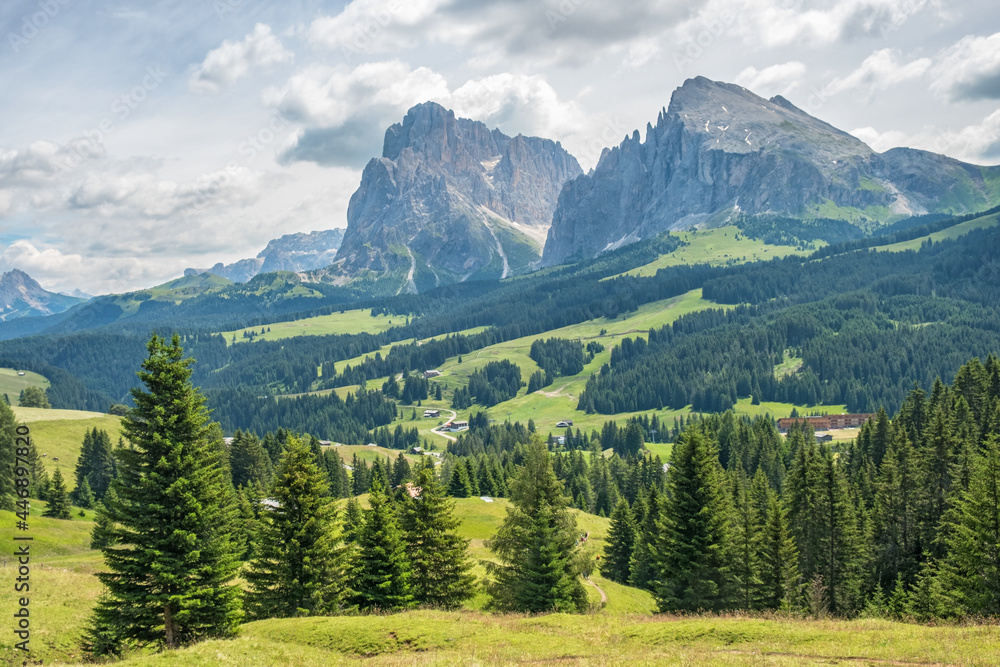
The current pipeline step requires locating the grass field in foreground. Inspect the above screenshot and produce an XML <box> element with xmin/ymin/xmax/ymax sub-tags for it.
<box><xmin>0</xmin><ymin>367</ymin><xmax>49</xmax><ymax>405</ymax></box>
<box><xmin>40</xmin><ymin>612</ymin><xmax>1000</xmax><ymax>666</ymax></box>
<box><xmin>218</xmin><ymin>308</ymin><xmax>400</xmax><ymax>345</ymax></box>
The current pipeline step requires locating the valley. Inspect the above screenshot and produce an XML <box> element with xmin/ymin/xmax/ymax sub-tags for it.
<box><xmin>4</xmin><ymin>74</ymin><xmax>1000</xmax><ymax>666</ymax></box>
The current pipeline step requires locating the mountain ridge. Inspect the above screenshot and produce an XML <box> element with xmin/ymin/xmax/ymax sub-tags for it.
<box><xmin>541</xmin><ymin>76</ymin><xmax>1000</xmax><ymax>265</ymax></box>
<box><xmin>185</xmin><ymin>229</ymin><xmax>345</xmax><ymax>283</ymax></box>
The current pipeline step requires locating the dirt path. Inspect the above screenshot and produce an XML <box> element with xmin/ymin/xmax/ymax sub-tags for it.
<box><xmin>584</xmin><ymin>578</ymin><xmax>607</xmax><ymax>604</ymax></box>
<box><xmin>537</xmin><ymin>382</ymin><xmax>573</xmax><ymax>398</ymax></box>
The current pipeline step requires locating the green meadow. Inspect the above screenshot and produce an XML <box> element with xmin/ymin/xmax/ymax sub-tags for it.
<box><xmin>615</xmin><ymin>226</ymin><xmax>812</xmax><ymax>278</ymax></box>
<box><xmin>0</xmin><ymin>367</ymin><xmax>49</xmax><ymax>405</ymax></box>
<box><xmin>219</xmin><ymin>308</ymin><xmax>400</xmax><ymax>345</ymax></box>
<box><xmin>12</xmin><ymin>408</ymin><xmax>123</xmax><ymax>491</ymax></box>
<box><xmin>876</xmin><ymin>210</ymin><xmax>1000</xmax><ymax>253</ymax></box>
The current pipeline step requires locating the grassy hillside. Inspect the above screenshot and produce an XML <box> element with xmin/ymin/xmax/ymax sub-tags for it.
<box><xmin>877</xmin><ymin>209</ymin><xmax>1000</xmax><ymax>252</ymax></box>
<box><xmin>0</xmin><ymin>367</ymin><xmax>49</xmax><ymax>405</ymax></box>
<box><xmin>12</xmin><ymin>408</ymin><xmax>122</xmax><ymax>491</ymax></box>
<box><xmin>6</xmin><ymin>495</ymin><xmax>1000</xmax><ymax>666</ymax></box>
<box><xmin>23</xmin><ymin>612</ymin><xmax>1000</xmax><ymax>666</ymax></box>
<box><xmin>219</xmin><ymin>308</ymin><xmax>400</xmax><ymax>345</ymax></box>
<box><xmin>615</xmin><ymin>226</ymin><xmax>813</xmax><ymax>278</ymax></box>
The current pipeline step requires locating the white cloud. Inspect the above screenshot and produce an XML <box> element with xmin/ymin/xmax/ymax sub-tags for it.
<box><xmin>189</xmin><ymin>24</ymin><xmax>294</xmax><ymax>93</ymax></box>
<box><xmin>306</xmin><ymin>0</ymin><xmax>698</xmax><ymax>68</ymax></box>
<box><xmin>930</xmin><ymin>32</ymin><xmax>1000</xmax><ymax>102</ymax></box>
<box><xmin>264</xmin><ymin>61</ymin><xmax>449</xmax><ymax>127</ymax></box>
<box><xmin>267</xmin><ymin>61</ymin><xmax>612</xmax><ymax>169</ymax></box>
<box><xmin>822</xmin><ymin>48</ymin><xmax>931</xmax><ymax>98</ymax></box>
<box><xmin>676</xmin><ymin>0</ymin><xmax>932</xmax><ymax>52</ymax></box>
<box><xmin>850</xmin><ymin>110</ymin><xmax>1000</xmax><ymax>163</ymax></box>
<box><xmin>734</xmin><ymin>62</ymin><xmax>807</xmax><ymax>97</ymax></box>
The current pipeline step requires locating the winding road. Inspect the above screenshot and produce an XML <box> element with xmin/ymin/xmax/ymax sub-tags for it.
<box><xmin>398</xmin><ymin>405</ymin><xmax>459</xmax><ymax>442</ymax></box>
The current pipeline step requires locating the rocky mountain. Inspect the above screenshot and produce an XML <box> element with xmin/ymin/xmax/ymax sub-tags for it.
<box><xmin>542</xmin><ymin>76</ymin><xmax>1000</xmax><ymax>265</ymax></box>
<box><xmin>186</xmin><ymin>229</ymin><xmax>345</xmax><ymax>282</ymax></box>
<box><xmin>0</xmin><ymin>269</ymin><xmax>86</xmax><ymax>320</ymax></box>
<box><xmin>331</xmin><ymin>102</ymin><xmax>582</xmax><ymax>293</ymax></box>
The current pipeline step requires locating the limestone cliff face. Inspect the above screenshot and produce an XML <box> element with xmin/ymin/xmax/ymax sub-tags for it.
<box><xmin>334</xmin><ymin>102</ymin><xmax>582</xmax><ymax>292</ymax></box>
<box><xmin>542</xmin><ymin>77</ymin><xmax>1000</xmax><ymax>264</ymax></box>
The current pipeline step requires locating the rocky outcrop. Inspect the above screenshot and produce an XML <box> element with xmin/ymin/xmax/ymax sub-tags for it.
<box><xmin>0</xmin><ymin>269</ymin><xmax>85</xmax><ymax>320</ymax></box>
<box><xmin>186</xmin><ymin>229</ymin><xmax>345</xmax><ymax>283</ymax></box>
<box><xmin>542</xmin><ymin>77</ymin><xmax>1000</xmax><ymax>264</ymax></box>
<box><xmin>333</xmin><ymin>102</ymin><xmax>582</xmax><ymax>292</ymax></box>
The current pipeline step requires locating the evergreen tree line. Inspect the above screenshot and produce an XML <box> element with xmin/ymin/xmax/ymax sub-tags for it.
<box><xmin>580</xmin><ymin>252</ymin><xmax>1000</xmax><ymax>416</ymax></box>
<box><xmin>599</xmin><ymin>356</ymin><xmax>1000</xmax><ymax>620</ymax></box>
<box><xmin>529</xmin><ymin>338</ymin><xmax>587</xmax><ymax>385</ymax></box>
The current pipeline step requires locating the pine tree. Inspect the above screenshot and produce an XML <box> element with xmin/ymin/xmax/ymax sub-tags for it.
<box><xmin>19</xmin><ymin>385</ymin><xmax>50</xmax><ymax>408</ymax></box>
<box><xmin>759</xmin><ymin>488</ymin><xmax>800</xmax><ymax>610</ymax></box>
<box><xmin>629</xmin><ymin>486</ymin><xmax>661</xmax><ymax>590</ymax></box>
<box><xmin>0</xmin><ymin>399</ymin><xmax>17</xmax><ymax>511</ymax></box>
<box><xmin>485</xmin><ymin>439</ymin><xmax>587</xmax><ymax>613</ymax></box>
<box><xmin>229</xmin><ymin>430</ymin><xmax>273</xmax><ymax>489</ymax></box>
<box><xmin>246</xmin><ymin>437</ymin><xmax>348</xmax><ymax>619</ymax></box>
<box><xmin>76</xmin><ymin>478</ymin><xmax>96</xmax><ymax>509</ymax></box>
<box><xmin>351</xmin><ymin>455</ymin><xmax>370</xmax><ymax>496</ymax></box>
<box><xmin>399</xmin><ymin>463</ymin><xmax>476</xmax><ymax>608</ymax></box>
<box><xmin>937</xmin><ymin>435</ymin><xmax>1000</xmax><ymax>615</ymax></box>
<box><xmin>342</xmin><ymin>496</ymin><xmax>364</xmax><ymax>544</ymax></box>
<box><xmin>74</xmin><ymin>427</ymin><xmax>117</xmax><ymax>503</ymax></box>
<box><xmin>353</xmin><ymin>477</ymin><xmax>412</xmax><ymax>611</ymax></box>
<box><xmin>24</xmin><ymin>435</ymin><xmax>47</xmax><ymax>500</ymax></box>
<box><xmin>872</xmin><ymin>425</ymin><xmax>920</xmax><ymax>590</ymax></box>
<box><xmin>652</xmin><ymin>429</ymin><xmax>733</xmax><ymax>612</ymax></box>
<box><xmin>91</xmin><ymin>491</ymin><xmax>118</xmax><ymax>550</ymax></box>
<box><xmin>86</xmin><ymin>334</ymin><xmax>242</xmax><ymax>655</ymax></box>
<box><xmin>234</xmin><ymin>487</ymin><xmax>260</xmax><ymax>561</ymax></box>
<box><xmin>448</xmin><ymin>459</ymin><xmax>474</xmax><ymax>497</ymax></box>
<box><xmin>601</xmin><ymin>498</ymin><xmax>636</xmax><ymax>584</ymax></box>
<box><xmin>730</xmin><ymin>470</ymin><xmax>764</xmax><ymax>610</ymax></box>
<box><xmin>43</xmin><ymin>468</ymin><xmax>72</xmax><ymax>519</ymax></box>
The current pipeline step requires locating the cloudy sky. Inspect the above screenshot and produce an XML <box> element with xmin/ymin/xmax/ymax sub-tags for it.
<box><xmin>2</xmin><ymin>0</ymin><xmax>999</xmax><ymax>294</ymax></box>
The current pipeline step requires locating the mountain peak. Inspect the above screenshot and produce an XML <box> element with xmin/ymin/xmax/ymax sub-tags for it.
<box><xmin>542</xmin><ymin>76</ymin><xmax>1000</xmax><ymax>265</ymax></box>
<box><xmin>335</xmin><ymin>102</ymin><xmax>582</xmax><ymax>293</ymax></box>
<box><xmin>0</xmin><ymin>268</ymin><xmax>84</xmax><ymax>321</ymax></box>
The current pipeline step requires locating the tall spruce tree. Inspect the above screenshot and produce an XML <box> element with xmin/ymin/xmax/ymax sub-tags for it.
<box><xmin>759</xmin><ymin>487</ymin><xmax>800</xmax><ymax>610</ymax></box>
<box><xmin>245</xmin><ymin>437</ymin><xmax>348</xmax><ymax>618</ymax></box>
<box><xmin>86</xmin><ymin>334</ymin><xmax>242</xmax><ymax>655</ymax></box>
<box><xmin>42</xmin><ymin>468</ymin><xmax>71</xmax><ymax>519</ymax></box>
<box><xmin>652</xmin><ymin>428</ymin><xmax>733</xmax><ymax>612</ymax></box>
<box><xmin>629</xmin><ymin>485</ymin><xmax>662</xmax><ymax>591</ymax></box>
<box><xmin>353</xmin><ymin>477</ymin><xmax>412</xmax><ymax>611</ymax></box>
<box><xmin>0</xmin><ymin>399</ymin><xmax>16</xmax><ymax>511</ymax></box>
<box><xmin>229</xmin><ymin>430</ymin><xmax>273</xmax><ymax>489</ymax></box>
<box><xmin>601</xmin><ymin>498</ymin><xmax>636</xmax><ymax>584</ymax></box>
<box><xmin>938</xmin><ymin>436</ymin><xmax>1000</xmax><ymax>615</ymax></box>
<box><xmin>485</xmin><ymin>439</ymin><xmax>587</xmax><ymax>613</ymax></box>
<box><xmin>399</xmin><ymin>463</ymin><xmax>476</xmax><ymax>608</ymax></box>
<box><xmin>90</xmin><ymin>490</ymin><xmax>118</xmax><ymax>550</ymax></box>
<box><xmin>730</xmin><ymin>470</ymin><xmax>764</xmax><ymax>610</ymax></box>
<box><xmin>74</xmin><ymin>427</ymin><xmax>116</xmax><ymax>503</ymax></box>
<box><xmin>872</xmin><ymin>425</ymin><xmax>921</xmax><ymax>590</ymax></box>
